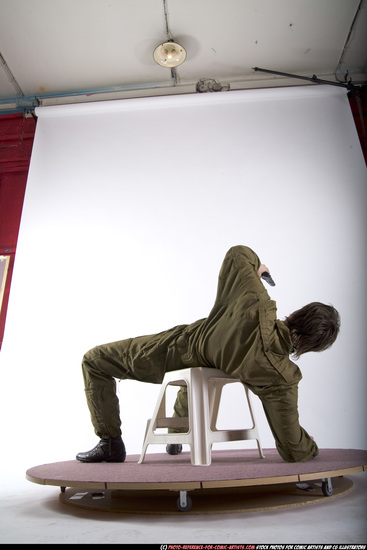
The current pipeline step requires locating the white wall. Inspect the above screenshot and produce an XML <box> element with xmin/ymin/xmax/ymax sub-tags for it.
<box><xmin>1</xmin><ymin>86</ymin><xmax>366</xmax><ymax>473</ymax></box>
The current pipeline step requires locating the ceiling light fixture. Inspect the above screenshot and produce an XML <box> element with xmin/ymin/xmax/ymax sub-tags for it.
<box><xmin>153</xmin><ymin>41</ymin><xmax>186</xmax><ymax>68</ymax></box>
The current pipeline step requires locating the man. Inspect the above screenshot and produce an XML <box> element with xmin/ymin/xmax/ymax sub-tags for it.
<box><xmin>76</xmin><ymin>245</ymin><xmax>340</xmax><ymax>464</ymax></box>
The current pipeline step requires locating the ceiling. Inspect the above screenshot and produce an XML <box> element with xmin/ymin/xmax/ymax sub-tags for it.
<box><xmin>0</xmin><ymin>0</ymin><xmax>366</xmax><ymax>114</ymax></box>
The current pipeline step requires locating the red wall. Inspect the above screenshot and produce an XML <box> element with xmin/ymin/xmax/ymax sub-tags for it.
<box><xmin>0</xmin><ymin>114</ymin><xmax>36</xmax><ymax>348</ymax></box>
<box><xmin>348</xmin><ymin>88</ymin><xmax>367</xmax><ymax>164</ymax></box>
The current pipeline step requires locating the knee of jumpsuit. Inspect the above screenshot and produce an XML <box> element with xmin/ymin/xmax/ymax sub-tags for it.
<box><xmin>81</xmin><ymin>343</ymin><xmax>134</xmax><ymax>389</ymax></box>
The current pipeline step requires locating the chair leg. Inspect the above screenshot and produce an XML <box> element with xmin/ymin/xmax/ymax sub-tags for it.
<box><xmin>138</xmin><ymin>382</ymin><xmax>169</xmax><ymax>464</ymax></box>
<box><xmin>189</xmin><ymin>370</ymin><xmax>212</xmax><ymax>465</ymax></box>
<box><xmin>209</xmin><ymin>380</ymin><xmax>225</xmax><ymax>431</ymax></box>
<box><xmin>138</xmin><ymin>419</ymin><xmax>152</xmax><ymax>464</ymax></box>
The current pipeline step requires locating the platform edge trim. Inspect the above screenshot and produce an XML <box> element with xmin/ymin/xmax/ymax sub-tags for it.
<box><xmin>201</xmin><ymin>475</ymin><xmax>300</xmax><ymax>489</ymax></box>
<box><xmin>26</xmin><ymin>473</ymin><xmax>45</xmax><ymax>486</ymax></box>
<box><xmin>298</xmin><ymin>465</ymin><xmax>364</xmax><ymax>481</ymax></box>
<box><xmin>106</xmin><ymin>481</ymin><xmax>201</xmax><ymax>491</ymax></box>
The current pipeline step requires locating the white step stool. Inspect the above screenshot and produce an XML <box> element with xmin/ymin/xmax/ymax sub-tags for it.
<box><xmin>138</xmin><ymin>367</ymin><xmax>265</xmax><ymax>466</ymax></box>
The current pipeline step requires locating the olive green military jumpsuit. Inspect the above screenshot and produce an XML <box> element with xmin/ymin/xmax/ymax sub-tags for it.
<box><xmin>82</xmin><ymin>245</ymin><xmax>318</xmax><ymax>463</ymax></box>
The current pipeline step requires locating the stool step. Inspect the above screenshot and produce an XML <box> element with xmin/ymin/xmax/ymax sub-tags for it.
<box><xmin>154</xmin><ymin>418</ymin><xmax>189</xmax><ymax>429</ymax></box>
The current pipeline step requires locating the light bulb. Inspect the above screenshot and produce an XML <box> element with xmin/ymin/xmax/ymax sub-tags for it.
<box><xmin>153</xmin><ymin>41</ymin><xmax>187</xmax><ymax>68</ymax></box>
<box><xmin>165</xmin><ymin>45</ymin><xmax>175</xmax><ymax>59</ymax></box>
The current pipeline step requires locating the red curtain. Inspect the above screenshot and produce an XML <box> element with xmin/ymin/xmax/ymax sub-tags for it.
<box><xmin>348</xmin><ymin>87</ymin><xmax>367</xmax><ymax>164</ymax></box>
<box><xmin>0</xmin><ymin>114</ymin><xmax>36</xmax><ymax>348</ymax></box>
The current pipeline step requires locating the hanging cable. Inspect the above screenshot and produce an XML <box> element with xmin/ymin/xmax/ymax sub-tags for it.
<box><xmin>0</xmin><ymin>53</ymin><xmax>24</xmax><ymax>98</ymax></box>
<box><xmin>163</xmin><ymin>0</ymin><xmax>174</xmax><ymax>41</ymax></box>
<box><xmin>335</xmin><ymin>0</ymin><xmax>364</xmax><ymax>84</ymax></box>
<box><xmin>162</xmin><ymin>0</ymin><xmax>180</xmax><ymax>85</ymax></box>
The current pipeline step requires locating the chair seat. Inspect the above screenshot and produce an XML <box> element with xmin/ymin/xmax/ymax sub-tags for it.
<box><xmin>138</xmin><ymin>367</ymin><xmax>264</xmax><ymax>466</ymax></box>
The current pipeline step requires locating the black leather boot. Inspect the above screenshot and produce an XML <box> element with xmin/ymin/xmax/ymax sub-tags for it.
<box><xmin>166</xmin><ymin>444</ymin><xmax>183</xmax><ymax>455</ymax></box>
<box><xmin>76</xmin><ymin>435</ymin><xmax>126</xmax><ymax>463</ymax></box>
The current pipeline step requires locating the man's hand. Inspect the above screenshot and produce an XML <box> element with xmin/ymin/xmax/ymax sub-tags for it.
<box><xmin>258</xmin><ymin>264</ymin><xmax>276</xmax><ymax>286</ymax></box>
<box><xmin>257</xmin><ymin>264</ymin><xmax>270</xmax><ymax>278</ymax></box>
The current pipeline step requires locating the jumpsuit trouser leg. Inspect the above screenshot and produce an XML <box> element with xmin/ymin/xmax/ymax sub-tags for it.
<box><xmin>82</xmin><ymin>341</ymin><xmax>133</xmax><ymax>440</ymax></box>
<box><xmin>82</xmin><ymin>326</ymin><xmax>191</xmax><ymax>440</ymax></box>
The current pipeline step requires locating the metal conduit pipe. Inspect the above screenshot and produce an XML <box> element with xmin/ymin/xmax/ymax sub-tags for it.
<box><xmin>0</xmin><ymin>79</ymin><xmax>186</xmax><ymax>115</ymax></box>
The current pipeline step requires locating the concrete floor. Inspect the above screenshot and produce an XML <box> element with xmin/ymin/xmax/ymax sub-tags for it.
<box><xmin>0</xmin><ymin>466</ymin><xmax>366</xmax><ymax>544</ymax></box>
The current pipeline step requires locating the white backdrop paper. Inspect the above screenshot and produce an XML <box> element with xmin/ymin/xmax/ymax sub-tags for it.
<box><xmin>1</xmin><ymin>86</ymin><xmax>366</xmax><ymax>471</ymax></box>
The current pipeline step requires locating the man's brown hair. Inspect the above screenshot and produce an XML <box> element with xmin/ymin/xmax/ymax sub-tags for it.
<box><xmin>285</xmin><ymin>302</ymin><xmax>340</xmax><ymax>359</ymax></box>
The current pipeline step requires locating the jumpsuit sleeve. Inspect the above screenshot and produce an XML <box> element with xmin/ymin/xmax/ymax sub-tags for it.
<box><xmin>253</xmin><ymin>383</ymin><xmax>319</xmax><ymax>462</ymax></box>
<box><xmin>215</xmin><ymin>245</ymin><xmax>269</xmax><ymax>304</ymax></box>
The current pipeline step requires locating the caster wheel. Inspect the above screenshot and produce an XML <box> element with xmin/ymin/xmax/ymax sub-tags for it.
<box><xmin>176</xmin><ymin>495</ymin><xmax>192</xmax><ymax>512</ymax></box>
<box><xmin>322</xmin><ymin>479</ymin><xmax>333</xmax><ymax>496</ymax></box>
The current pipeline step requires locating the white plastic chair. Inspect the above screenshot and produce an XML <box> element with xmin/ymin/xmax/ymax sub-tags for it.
<box><xmin>138</xmin><ymin>367</ymin><xmax>264</xmax><ymax>466</ymax></box>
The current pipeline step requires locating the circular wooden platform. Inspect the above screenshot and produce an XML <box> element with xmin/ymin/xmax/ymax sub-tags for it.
<box><xmin>26</xmin><ymin>448</ymin><xmax>367</xmax><ymax>515</ymax></box>
<box><xmin>58</xmin><ymin>477</ymin><xmax>353</xmax><ymax>515</ymax></box>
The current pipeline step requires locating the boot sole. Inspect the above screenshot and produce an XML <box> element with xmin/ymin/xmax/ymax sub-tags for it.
<box><xmin>76</xmin><ymin>455</ymin><xmax>126</xmax><ymax>463</ymax></box>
